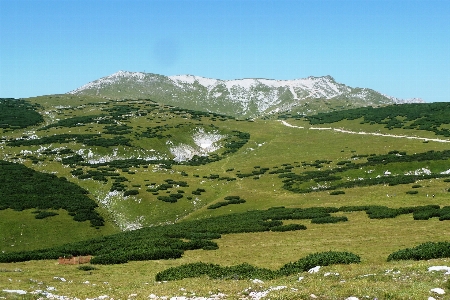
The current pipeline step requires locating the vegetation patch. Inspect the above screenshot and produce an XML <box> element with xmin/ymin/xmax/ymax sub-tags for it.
<box><xmin>207</xmin><ymin>196</ymin><xmax>246</xmax><ymax>209</ymax></box>
<box><xmin>156</xmin><ymin>251</ymin><xmax>360</xmax><ymax>281</ymax></box>
<box><xmin>387</xmin><ymin>241</ymin><xmax>450</xmax><ymax>261</ymax></box>
<box><xmin>0</xmin><ymin>98</ymin><xmax>43</xmax><ymax>129</ymax></box>
<box><xmin>306</xmin><ymin>102</ymin><xmax>450</xmax><ymax>136</ymax></box>
<box><xmin>278</xmin><ymin>251</ymin><xmax>361</xmax><ymax>276</ymax></box>
<box><xmin>77</xmin><ymin>265</ymin><xmax>98</xmax><ymax>271</ymax></box>
<box><xmin>32</xmin><ymin>210</ymin><xmax>59</xmax><ymax>219</ymax></box>
<box><xmin>281</xmin><ymin>150</ymin><xmax>450</xmax><ymax>194</ymax></box>
<box><xmin>329</xmin><ymin>190</ymin><xmax>345</xmax><ymax>195</ymax></box>
<box><xmin>3</xmin><ymin>203</ymin><xmax>448</xmax><ymax>264</ymax></box>
<box><xmin>0</xmin><ymin>160</ymin><xmax>104</xmax><ymax>227</ymax></box>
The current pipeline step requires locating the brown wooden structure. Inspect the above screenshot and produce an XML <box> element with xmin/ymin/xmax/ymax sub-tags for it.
<box><xmin>58</xmin><ymin>255</ymin><xmax>92</xmax><ymax>265</ymax></box>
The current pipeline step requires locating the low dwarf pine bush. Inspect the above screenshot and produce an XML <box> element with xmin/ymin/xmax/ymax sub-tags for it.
<box><xmin>155</xmin><ymin>251</ymin><xmax>361</xmax><ymax>281</ymax></box>
<box><xmin>387</xmin><ymin>241</ymin><xmax>450</xmax><ymax>261</ymax></box>
<box><xmin>365</xmin><ymin>206</ymin><xmax>400</xmax><ymax>219</ymax></box>
<box><xmin>270</xmin><ymin>224</ymin><xmax>307</xmax><ymax>232</ymax></box>
<box><xmin>77</xmin><ymin>265</ymin><xmax>97</xmax><ymax>271</ymax></box>
<box><xmin>311</xmin><ymin>216</ymin><xmax>348</xmax><ymax>224</ymax></box>
<box><xmin>33</xmin><ymin>210</ymin><xmax>59</xmax><ymax>219</ymax></box>
<box><xmin>406</xmin><ymin>190</ymin><xmax>418</xmax><ymax>195</ymax></box>
<box><xmin>155</xmin><ymin>262</ymin><xmax>277</xmax><ymax>281</ymax></box>
<box><xmin>330</xmin><ymin>190</ymin><xmax>345</xmax><ymax>195</ymax></box>
<box><xmin>278</xmin><ymin>251</ymin><xmax>361</xmax><ymax>276</ymax></box>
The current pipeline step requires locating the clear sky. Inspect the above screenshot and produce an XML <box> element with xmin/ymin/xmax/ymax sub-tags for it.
<box><xmin>1</xmin><ymin>0</ymin><xmax>449</xmax><ymax>102</ymax></box>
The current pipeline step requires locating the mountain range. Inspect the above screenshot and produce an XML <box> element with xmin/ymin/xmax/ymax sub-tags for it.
<box><xmin>69</xmin><ymin>71</ymin><xmax>423</xmax><ymax>118</ymax></box>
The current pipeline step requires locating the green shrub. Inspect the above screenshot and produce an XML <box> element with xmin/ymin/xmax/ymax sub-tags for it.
<box><xmin>406</xmin><ymin>190</ymin><xmax>419</xmax><ymax>194</ymax></box>
<box><xmin>339</xmin><ymin>206</ymin><xmax>370</xmax><ymax>212</ymax></box>
<box><xmin>411</xmin><ymin>206</ymin><xmax>440</xmax><ymax>220</ymax></box>
<box><xmin>155</xmin><ymin>262</ymin><xmax>277</xmax><ymax>281</ymax></box>
<box><xmin>279</xmin><ymin>251</ymin><xmax>361</xmax><ymax>276</ymax></box>
<box><xmin>124</xmin><ymin>190</ymin><xmax>139</xmax><ymax>197</ymax></box>
<box><xmin>329</xmin><ymin>190</ymin><xmax>345</xmax><ymax>195</ymax></box>
<box><xmin>387</xmin><ymin>241</ymin><xmax>450</xmax><ymax>261</ymax></box>
<box><xmin>224</xmin><ymin>196</ymin><xmax>241</xmax><ymax>201</ymax></box>
<box><xmin>33</xmin><ymin>210</ymin><xmax>59</xmax><ymax>219</ymax></box>
<box><xmin>311</xmin><ymin>216</ymin><xmax>348</xmax><ymax>224</ymax></box>
<box><xmin>365</xmin><ymin>206</ymin><xmax>400</xmax><ymax>219</ymax></box>
<box><xmin>207</xmin><ymin>202</ymin><xmax>229</xmax><ymax>209</ymax></box>
<box><xmin>77</xmin><ymin>265</ymin><xmax>98</xmax><ymax>271</ymax></box>
<box><xmin>270</xmin><ymin>224</ymin><xmax>306</xmax><ymax>232</ymax></box>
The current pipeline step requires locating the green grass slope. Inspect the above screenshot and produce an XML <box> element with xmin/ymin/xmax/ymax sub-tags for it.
<box><xmin>1</xmin><ymin>97</ymin><xmax>450</xmax><ymax>298</ymax></box>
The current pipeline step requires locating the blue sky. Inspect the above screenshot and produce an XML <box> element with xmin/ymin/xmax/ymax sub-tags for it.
<box><xmin>1</xmin><ymin>0</ymin><xmax>449</xmax><ymax>102</ymax></box>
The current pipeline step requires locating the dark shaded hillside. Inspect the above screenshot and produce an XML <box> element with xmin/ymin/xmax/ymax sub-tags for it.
<box><xmin>0</xmin><ymin>160</ymin><xmax>104</xmax><ymax>227</ymax></box>
<box><xmin>0</xmin><ymin>98</ymin><xmax>44</xmax><ymax>129</ymax></box>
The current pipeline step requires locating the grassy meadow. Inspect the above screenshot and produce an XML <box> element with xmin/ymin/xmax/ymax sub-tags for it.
<box><xmin>1</xmin><ymin>96</ymin><xmax>450</xmax><ymax>299</ymax></box>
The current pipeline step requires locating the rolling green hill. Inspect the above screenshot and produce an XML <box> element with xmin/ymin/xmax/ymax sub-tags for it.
<box><xmin>1</xmin><ymin>96</ymin><xmax>450</xmax><ymax>299</ymax></box>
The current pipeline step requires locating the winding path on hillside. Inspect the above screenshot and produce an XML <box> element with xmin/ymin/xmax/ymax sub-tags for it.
<box><xmin>280</xmin><ymin>120</ymin><xmax>450</xmax><ymax>143</ymax></box>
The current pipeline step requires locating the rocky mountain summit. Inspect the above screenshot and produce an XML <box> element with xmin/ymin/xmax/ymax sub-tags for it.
<box><xmin>69</xmin><ymin>71</ymin><xmax>423</xmax><ymax>118</ymax></box>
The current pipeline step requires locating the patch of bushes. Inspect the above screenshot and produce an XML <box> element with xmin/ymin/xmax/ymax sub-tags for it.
<box><xmin>306</xmin><ymin>102</ymin><xmax>450</xmax><ymax>137</ymax></box>
<box><xmin>0</xmin><ymin>98</ymin><xmax>44</xmax><ymax>128</ymax></box>
<box><xmin>3</xmin><ymin>204</ymin><xmax>450</xmax><ymax>265</ymax></box>
<box><xmin>387</xmin><ymin>241</ymin><xmax>450</xmax><ymax>261</ymax></box>
<box><xmin>40</xmin><ymin>114</ymin><xmax>107</xmax><ymax>130</ymax></box>
<box><xmin>77</xmin><ymin>265</ymin><xmax>98</xmax><ymax>271</ymax></box>
<box><xmin>279</xmin><ymin>251</ymin><xmax>361</xmax><ymax>276</ymax></box>
<box><xmin>207</xmin><ymin>196</ymin><xmax>246</xmax><ymax>209</ymax></box>
<box><xmin>329</xmin><ymin>190</ymin><xmax>345</xmax><ymax>195</ymax></box>
<box><xmin>0</xmin><ymin>206</ymin><xmax>314</xmax><ymax>264</ymax></box>
<box><xmin>124</xmin><ymin>190</ymin><xmax>139</xmax><ymax>197</ymax></box>
<box><xmin>156</xmin><ymin>251</ymin><xmax>361</xmax><ymax>281</ymax></box>
<box><xmin>8</xmin><ymin>134</ymin><xmax>131</xmax><ymax>147</ymax></box>
<box><xmin>281</xmin><ymin>150</ymin><xmax>450</xmax><ymax>194</ymax></box>
<box><xmin>270</xmin><ymin>224</ymin><xmax>306</xmax><ymax>232</ymax></box>
<box><xmin>192</xmin><ymin>188</ymin><xmax>206</xmax><ymax>195</ymax></box>
<box><xmin>311</xmin><ymin>216</ymin><xmax>348</xmax><ymax>224</ymax></box>
<box><xmin>32</xmin><ymin>210</ymin><xmax>59</xmax><ymax>219</ymax></box>
<box><xmin>157</xmin><ymin>194</ymin><xmax>183</xmax><ymax>203</ymax></box>
<box><xmin>156</xmin><ymin>262</ymin><xmax>277</xmax><ymax>281</ymax></box>
<box><xmin>0</xmin><ymin>160</ymin><xmax>104</xmax><ymax>227</ymax></box>
<box><xmin>406</xmin><ymin>190</ymin><xmax>419</xmax><ymax>194</ymax></box>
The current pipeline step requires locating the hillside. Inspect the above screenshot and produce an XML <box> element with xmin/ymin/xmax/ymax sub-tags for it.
<box><xmin>1</xmin><ymin>96</ymin><xmax>450</xmax><ymax>299</ymax></box>
<box><xmin>68</xmin><ymin>71</ymin><xmax>423</xmax><ymax>118</ymax></box>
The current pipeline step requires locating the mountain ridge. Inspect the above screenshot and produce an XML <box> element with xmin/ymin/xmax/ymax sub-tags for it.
<box><xmin>68</xmin><ymin>70</ymin><xmax>424</xmax><ymax>118</ymax></box>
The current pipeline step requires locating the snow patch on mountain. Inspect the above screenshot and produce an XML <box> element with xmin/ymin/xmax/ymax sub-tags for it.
<box><xmin>169</xmin><ymin>74</ymin><xmax>218</xmax><ymax>90</ymax></box>
<box><xmin>69</xmin><ymin>70</ymin><xmax>148</xmax><ymax>94</ymax></box>
<box><xmin>169</xmin><ymin>75</ymin><xmax>346</xmax><ymax>100</ymax></box>
<box><xmin>382</xmin><ymin>93</ymin><xmax>424</xmax><ymax>104</ymax></box>
<box><xmin>74</xmin><ymin>147</ymin><xmax>163</xmax><ymax>164</ymax></box>
<box><xmin>69</xmin><ymin>70</ymin><xmax>425</xmax><ymax>117</ymax></box>
<box><xmin>169</xmin><ymin>128</ymin><xmax>225</xmax><ymax>162</ymax></box>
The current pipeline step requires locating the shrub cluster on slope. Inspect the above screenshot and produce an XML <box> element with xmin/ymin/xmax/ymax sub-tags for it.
<box><xmin>0</xmin><ymin>160</ymin><xmax>104</xmax><ymax>227</ymax></box>
<box><xmin>306</xmin><ymin>102</ymin><xmax>450</xmax><ymax>136</ymax></box>
<box><xmin>7</xmin><ymin>133</ymin><xmax>132</xmax><ymax>147</ymax></box>
<box><xmin>2</xmin><ymin>204</ymin><xmax>450</xmax><ymax>264</ymax></box>
<box><xmin>207</xmin><ymin>196</ymin><xmax>246</xmax><ymax>209</ymax></box>
<box><xmin>155</xmin><ymin>251</ymin><xmax>361</xmax><ymax>281</ymax></box>
<box><xmin>387</xmin><ymin>241</ymin><xmax>450</xmax><ymax>261</ymax></box>
<box><xmin>281</xmin><ymin>150</ymin><xmax>450</xmax><ymax>194</ymax></box>
<box><xmin>0</xmin><ymin>207</ymin><xmax>330</xmax><ymax>264</ymax></box>
<box><xmin>0</xmin><ymin>98</ymin><xmax>44</xmax><ymax>129</ymax></box>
